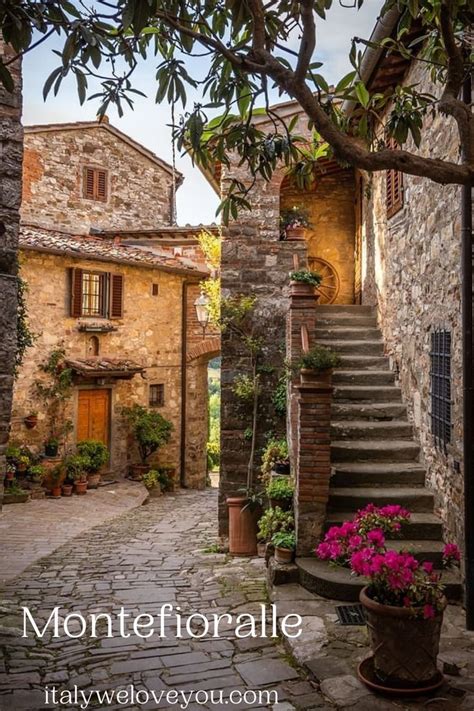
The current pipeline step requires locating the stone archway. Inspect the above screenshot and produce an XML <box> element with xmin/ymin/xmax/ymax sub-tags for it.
<box><xmin>184</xmin><ymin>336</ymin><xmax>221</xmax><ymax>489</ymax></box>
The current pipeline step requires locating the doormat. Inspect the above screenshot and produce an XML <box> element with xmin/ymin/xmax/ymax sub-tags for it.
<box><xmin>335</xmin><ymin>604</ymin><xmax>367</xmax><ymax>625</ymax></box>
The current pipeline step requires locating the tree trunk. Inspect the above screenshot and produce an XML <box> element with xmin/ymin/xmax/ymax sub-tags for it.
<box><xmin>0</xmin><ymin>41</ymin><xmax>23</xmax><ymax>510</ymax></box>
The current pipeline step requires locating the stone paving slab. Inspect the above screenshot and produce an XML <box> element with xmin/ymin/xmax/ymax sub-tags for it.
<box><xmin>0</xmin><ymin>480</ymin><xmax>149</xmax><ymax>583</ymax></box>
<box><xmin>0</xmin><ymin>490</ymin><xmax>325</xmax><ymax>710</ymax></box>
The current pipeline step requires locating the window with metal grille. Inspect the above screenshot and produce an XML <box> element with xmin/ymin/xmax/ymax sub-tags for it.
<box><xmin>82</xmin><ymin>271</ymin><xmax>106</xmax><ymax>317</ymax></box>
<box><xmin>149</xmin><ymin>384</ymin><xmax>165</xmax><ymax>407</ymax></box>
<box><xmin>430</xmin><ymin>330</ymin><xmax>452</xmax><ymax>448</ymax></box>
<box><xmin>83</xmin><ymin>166</ymin><xmax>108</xmax><ymax>201</ymax></box>
<box><xmin>70</xmin><ymin>269</ymin><xmax>124</xmax><ymax>319</ymax></box>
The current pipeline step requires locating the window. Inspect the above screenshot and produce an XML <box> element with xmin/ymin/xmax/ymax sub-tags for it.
<box><xmin>386</xmin><ymin>137</ymin><xmax>404</xmax><ymax>218</ymax></box>
<box><xmin>149</xmin><ymin>384</ymin><xmax>165</xmax><ymax>407</ymax></box>
<box><xmin>430</xmin><ymin>329</ymin><xmax>452</xmax><ymax>448</ymax></box>
<box><xmin>152</xmin><ymin>283</ymin><xmax>159</xmax><ymax>296</ymax></box>
<box><xmin>70</xmin><ymin>268</ymin><xmax>124</xmax><ymax>319</ymax></box>
<box><xmin>83</xmin><ymin>166</ymin><xmax>108</xmax><ymax>201</ymax></box>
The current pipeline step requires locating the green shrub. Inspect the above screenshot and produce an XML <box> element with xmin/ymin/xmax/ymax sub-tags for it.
<box><xmin>257</xmin><ymin>507</ymin><xmax>294</xmax><ymax>542</ymax></box>
<box><xmin>289</xmin><ymin>269</ymin><xmax>322</xmax><ymax>286</ymax></box>
<box><xmin>207</xmin><ymin>440</ymin><xmax>220</xmax><ymax>470</ymax></box>
<box><xmin>142</xmin><ymin>470</ymin><xmax>161</xmax><ymax>490</ymax></box>
<box><xmin>298</xmin><ymin>345</ymin><xmax>340</xmax><ymax>372</ymax></box>
<box><xmin>64</xmin><ymin>454</ymin><xmax>90</xmax><ymax>481</ymax></box>
<box><xmin>77</xmin><ymin>440</ymin><xmax>109</xmax><ymax>473</ymax></box>
<box><xmin>272</xmin><ymin>531</ymin><xmax>296</xmax><ymax>550</ymax></box>
<box><xmin>123</xmin><ymin>405</ymin><xmax>173</xmax><ymax>464</ymax></box>
<box><xmin>261</xmin><ymin>438</ymin><xmax>289</xmax><ymax>477</ymax></box>
<box><xmin>266</xmin><ymin>477</ymin><xmax>294</xmax><ymax>503</ymax></box>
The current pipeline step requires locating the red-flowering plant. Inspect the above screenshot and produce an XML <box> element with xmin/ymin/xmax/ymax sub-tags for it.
<box><xmin>316</xmin><ymin>504</ymin><xmax>460</xmax><ymax>619</ymax></box>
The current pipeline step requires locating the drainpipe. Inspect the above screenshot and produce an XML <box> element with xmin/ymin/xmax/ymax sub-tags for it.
<box><xmin>180</xmin><ymin>281</ymin><xmax>189</xmax><ymax>487</ymax></box>
<box><xmin>462</xmin><ymin>75</ymin><xmax>474</xmax><ymax>630</ymax></box>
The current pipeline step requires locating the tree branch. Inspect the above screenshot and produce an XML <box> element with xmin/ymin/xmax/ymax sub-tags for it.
<box><xmin>295</xmin><ymin>1</ymin><xmax>316</xmax><ymax>82</ymax></box>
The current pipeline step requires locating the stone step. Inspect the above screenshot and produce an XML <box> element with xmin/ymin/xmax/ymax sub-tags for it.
<box><xmin>332</xmin><ymin>402</ymin><xmax>408</xmax><ymax>420</ymax></box>
<box><xmin>317</xmin><ymin>340</ymin><xmax>384</xmax><ymax>355</ymax></box>
<box><xmin>317</xmin><ymin>316</ymin><xmax>377</xmax><ymax>328</ymax></box>
<box><xmin>334</xmin><ymin>385</ymin><xmax>402</xmax><ymax>402</ymax></box>
<box><xmin>337</xmin><ymin>355</ymin><xmax>389</xmax><ymax>370</ymax></box>
<box><xmin>333</xmin><ymin>370</ymin><xmax>395</xmax><ymax>386</ymax></box>
<box><xmin>331</xmin><ymin>439</ymin><xmax>420</xmax><ymax>462</ymax></box>
<box><xmin>331</xmin><ymin>462</ymin><xmax>426</xmax><ymax>488</ymax></box>
<box><xmin>316</xmin><ymin>327</ymin><xmax>382</xmax><ymax>342</ymax></box>
<box><xmin>325</xmin><ymin>512</ymin><xmax>443</xmax><ymax>540</ymax></box>
<box><xmin>328</xmin><ymin>486</ymin><xmax>434</xmax><ymax>513</ymax></box>
<box><xmin>297</xmin><ymin>558</ymin><xmax>462</xmax><ymax>602</ymax></box>
<box><xmin>316</xmin><ymin>305</ymin><xmax>376</xmax><ymax>316</ymax></box>
<box><xmin>331</xmin><ymin>420</ymin><xmax>412</xmax><ymax>440</ymax></box>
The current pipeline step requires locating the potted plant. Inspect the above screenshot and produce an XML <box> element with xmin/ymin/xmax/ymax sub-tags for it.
<box><xmin>280</xmin><ymin>206</ymin><xmax>311</xmax><ymax>241</ymax></box>
<box><xmin>315</xmin><ymin>504</ymin><xmax>461</xmax><ymax>691</ymax></box>
<box><xmin>289</xmin><ymin>269</ymin><xmax>322</xmax><ymax>297</ymax></box>
<box><xmin>297</xmin><ymin>344</ymin><xmax>340</xmax><ymax>386</ymax></box>
<box><xmin>64</xmin><ymin>454</ymin><xmax>89</xmax><ymax>495</ymax></box>
<box><xmin>272</xmin><ymin>531</ymin><xmax>296</xmax><ymax>564</ymax></box>
<box><xmin>5</xmin><ymin>462</ymin><xmax>15</xmax><ymax>481</ymax></box>
<box><xmin>227</xmin><ymin>490</ymin><xmax>263</xmax><ymax>556</ymax></box>
<box><xmin>261</xmin><ymin>438</ymin><xmax>290</xmax><ymax>482</ymax></box>
<box><xmin>49</xmin><ymin>463</ymin><xmax>64</xmax><ymax>498</ymax></box>
<box><xmin>123</xmin><ymin>405</ymin><xmax>173</xmax><ymax>480</ymax></box>
<box><xmin>62</xmin><ymin>480</ymin><xmax>73</xmax><ymax>496</ymax></box>
<box><xmin>76</xmin><ymin>440</ymin><xmax>109</xmax><ymax>489</ymax></box>
<box><xmin>157</xmin><ymin>467</ymin><xmax>174</xmax><ymax>492</ymax></box>
<box><xmin>44</xmin><ymin>437</ymin><xmax>59</xmax><ymax>458</ymax></box>
<box><xmin>266</xmin><ymin>477</ymin><xmax>295</xmax><ymax>510</ymax></box>
<box><xmin>142</xmin><ymin>470</ymin><xmax>162</xmax><ymax>498</ymax></box>
<box><xmin>24</xmin><ymin>412</ymin><xmax>38</xmax><ymax>429</ymax></box>
<box><xmin>257</xmin><ymin>507</ymin><xmax>294</xmax><ymax>557</ymax></box>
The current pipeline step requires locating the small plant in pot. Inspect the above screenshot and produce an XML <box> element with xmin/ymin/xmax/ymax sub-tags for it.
<box><xmin>297</xmin><ymin>345</ymin><xmax>340</xmax><ymax>385</ymax></box>
<box><xmin>49</xmin><ymin>463</ymin><xmax>64</xmax><ymax>498</ymax></box>
<box><xmin>289</xmin><ymin>269</ymin><xmax>322</xmax><ymax>298</ymax></box>
<box><xmin>24</xmin><ymin>411</ymin><xmax>38</xmax><ymax>429</ymax></box>
<box><xmin>272</xmin><ymin>531</ymin><xmax>296</xmax><ymax>564</ymax></box>
<box><xmin>261</xmin><ymin>438</ymin><xmax>290</xmax><ymax>482</ymax></box>
<box><xmin>266</xmin><ymin>477</ymin><xmax>294</xmax><ymax>511</ymax></box>
<box><xmin>5</xmin><ymin>462</ymin><xmax>16</xmax><ymax>481</ymax></box>
<box><xmin>315</xmin><ymin>504</ymin><xmax>461</xmax><ymax>692</ymax></box>
<box><xmin>77</xmin><ymin>440</ymin><xmax>109</xmax><ymax>489</ymax></box>
<box><xmin>64</xmin><ymin>454</ymin><xmax>89</xmax><ymax>495</ymax></box>
<box><xmin>257</xmin><ymin>507</ymin><xmax>294</xmax><ymax>557</ymax></box>
<box><xmin>142</xmin><ymin>470</ymin><xmax>162</xmax><ymax>498</ymax></box>
<box><xmin>280</xmin><ymin>206</ymin><xmax>311</xmax><ymax>241</ymax></box>
<box><xmin>44</xmin><ymin>437</ymin><xmax>59</xmax><ymax>458</ymax></box>
<box><xmin>123</xmin><ymin>405</ymin><xmax>173</xmax><ymax>480</ymax></box>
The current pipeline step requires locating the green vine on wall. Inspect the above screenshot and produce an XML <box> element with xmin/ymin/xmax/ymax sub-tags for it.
<box><xmin>15</xmin><ymin>276</ymin><xmax>36</xmax><ymax>377</ymax></box>
<box><xmin>34</xmin><ymin>345</ymin><xmax>74</xmax><ymax>445</ymax></box>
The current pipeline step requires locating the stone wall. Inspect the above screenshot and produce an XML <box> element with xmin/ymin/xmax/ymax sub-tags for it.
<box><xmin>0</xmin><ymin>43</ymin><xmax>22</xmax><ymax>509</ymax></box>
<box><xmin>11</xmin><ymin>250</ymin><xmax>209</xmax><ymax>487</ymax></box>
<box><xmin>21</xmin><ymin>123</ymin><xmax>175</xmax><ymax>234</ymax></box>
<box><xmin>361</xmin><ymin>61</ymin><xmax>464</xmax><ymax>546</ymax></box>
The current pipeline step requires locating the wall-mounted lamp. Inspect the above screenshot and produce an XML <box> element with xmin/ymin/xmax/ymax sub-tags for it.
<box><xmin>194</xmin><ymin>292</ymin><xmax>210</xmax><ymax>337</ymax></box>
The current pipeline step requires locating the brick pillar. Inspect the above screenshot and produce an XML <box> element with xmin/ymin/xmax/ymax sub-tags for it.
<box><xmin>295</xmin><ymin>378</ymin><xmax>332</xmax><ymax>555</ymax></box>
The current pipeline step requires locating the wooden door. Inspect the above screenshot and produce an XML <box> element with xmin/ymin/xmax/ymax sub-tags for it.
<box><xmin>77</xmin><ymin>389</ymin><xmax>110</xmax><ymax>446</ymax></box>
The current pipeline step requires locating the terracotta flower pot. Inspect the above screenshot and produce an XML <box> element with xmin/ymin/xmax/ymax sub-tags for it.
<box><xmin>74</xmin><ymin>481</ymin><xmax>88</xmax><ymax>495</ymax></box>
<box><xmin>87</xmin><ymin>472</ymin><xmax>101</xmax><ymax>489</ymax></box>
<box><xmin>285</xmin><ymin>226</ymin><xmax>306</xmax><ymax>241</ymax></box>
<box><xmin>289</xmin><ymin>281</ymin><xmax>317</xmax><ymax>298</ymax></box>
<box><xmin>147</xmin><ymin>484</ymin><xmax>162</xmax><ymax>498</ymax></box>
<box><xmin>257</xmin><ymin>542</ymin><xmax>267</xmax><ymax>558</ymax></box>
<box><xmin>360</xmin><ymin>586</ymin><xmax>447</xmax><ymax>686</ymax></box>
<box><xmin>62</xmin><ymin>484</ymin><xmax>73</xmax><ymax>497</ymax></box>
<box><xmin>300</xmin><ymin>368</ymin><xmax>332</xmax><ymax>387</ymax></box>
<box><xmin>274</xmin><ymin>546</ymin><xmax>294</xmax><ymax>565</ymax></box>
<box><xmin>24</xmin><ymin>414</ymin><xmax>38</xmax><ymax>429</ymax></box>
<box><xmin>51</xmin><ymin>486</ymin><xmax>62</xmax><ymax>498</ymax></box>
<box><xmin>129</xmin><ymin>464</ymin><xmax>149</xmax><ymax>481</ymax></box>
<box><xmin>5</xmin><ymin>471</ymin><xmax>14</xmax><ymax>481</ymax></box>
<box><xmin>227</xmin><ymin>497</ymin><xmax>260</xmax><ymax>556</ymax></box>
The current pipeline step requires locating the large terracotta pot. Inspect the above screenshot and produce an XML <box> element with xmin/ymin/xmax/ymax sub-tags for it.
<box><xmin>274</xmin><ymin>546</ymin><xmax>294</xmax><ymax>565</ymax></box>
<box><xmin>360</xmin><ymin>586</ymin><xmax>447</xmax><ymax>685</ymax></box>
<box><xmin>129</xmin><ymin>464</ymin><xmax>149</xmax><ymax>481</ymax></box>
<box><xmin>227</xmin><ymin>497</ymin><xmax>260</xmax><ymax>556</ymax></box>
<box><xmin>285</xmin><ymin>226</ymin><xmax>306</xmax><ymax>241</ymax></box>
<box><xmin>300</xmin><ymin>368</ymin><xmax>332</xmax><ymax>387</ymax></box>
<box><xmin>289</xmin><ymin>281</ymin><xmax>316</xmax><ymax>298</ymax></box>
<box><xmin>87</xmin><ymin>472</ymin><xmax>101</xmax><ymax>489</ymax></box>
<box><xmin>74</xmin><ymin>481</ymin><xmax>87</xmax><ymax>495</ymax></box>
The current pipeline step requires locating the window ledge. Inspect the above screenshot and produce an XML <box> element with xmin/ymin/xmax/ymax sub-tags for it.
<box><xmin>77</xmin><ymin>320</ymin><xmax>118</xmax><ymax>333</ymax></box>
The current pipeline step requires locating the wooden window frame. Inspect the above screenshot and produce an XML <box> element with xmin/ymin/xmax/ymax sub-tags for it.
<box><xmin>83</xmin><ymin>166</ymin><xmax>108</xmax><ymax>202</ymax></box>
<box><xmin>70</xmin><ymin>268</ymin><xmax>124</xmax><ymax>319</ymax></box>
<box><xmin>149</xmin><ymin>383</ymin><xmax>165</xmax><ymax>408</ymax></box>
<box><xmin>386</xmin><ymin>137</ymin><xmax>404</xmax><ymax>219</ymax></box>
<box><xmin>81</xmin><ymin>270</ymin><xmax>108</xmax><ymax>318</ymax></box>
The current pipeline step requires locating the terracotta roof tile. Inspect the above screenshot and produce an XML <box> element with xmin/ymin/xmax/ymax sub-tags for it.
<box><xmin>19</xmin><ymin>225</ymin><xmax>208</xmax><ymax>277</ymax></box>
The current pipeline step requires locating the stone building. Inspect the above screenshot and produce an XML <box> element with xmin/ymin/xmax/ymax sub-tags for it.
<box><xmin>9</xmin><ymin>119</ymin><xmax>220</xmax><ymax>490</ymax></box>
<box><xmin>201</xmin><ymin>15</ymin><xmax>469</xmax><ymax>590</ymax></box>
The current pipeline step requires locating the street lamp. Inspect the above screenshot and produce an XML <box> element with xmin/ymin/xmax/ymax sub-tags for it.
<box><xmin>194</xmin><ymin>293</ymin><xmax>210</xmax><ymax>336</ymax></box>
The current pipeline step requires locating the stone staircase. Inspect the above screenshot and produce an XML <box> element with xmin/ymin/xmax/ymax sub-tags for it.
<box><xmin>296</xmin><ymin>304</ymin><xmax>461</xmax><ymax>601</ymax></box>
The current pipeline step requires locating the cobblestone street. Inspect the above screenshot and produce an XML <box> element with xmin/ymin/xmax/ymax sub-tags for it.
<box><xmin>0</xmin><ymin>490</ymin><xmax>326</xmax><ymax>710</ymax></box>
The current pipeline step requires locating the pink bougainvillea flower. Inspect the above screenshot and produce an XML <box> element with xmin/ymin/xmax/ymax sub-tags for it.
<box><xmin>403</xmin><ymin>596</ymin><xmax>412</xmax><ymax>607</ymax></box>
<box><xmin>367</xmin><ymin>528</ymin><xmax>385</xmax><ymax>547</ymax></box>
<box><xmin>443</xmin><ymin>543</ymin><xmax>461</xmax><ymax>562</ymax></box>
<box><xmin>348</xmin><ymin>534</ymin><xmax>363</xmax><ymax>551</ymax></box>
<box><xmin>423</xmin><ymin>604</ymin><xmax>436</xmax><ymax>619</ymax></box>
<box><xmin>423</xmin><ymin>561</ymin><xmax>434</xmax><ymax>574</ymax></box>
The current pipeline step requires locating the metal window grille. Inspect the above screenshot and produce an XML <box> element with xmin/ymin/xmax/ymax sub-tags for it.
<box><xmin>149</xmin><ymin>384</ymin><xmax>165</xmax><ymax>407</ymax></box>
<box><xmin>430</xmin><ymin>330</ymin><xmax>452</xmax><ymax>448</ymax></box>
<box><xmin>81</xmin><ymin>271</ymin><xmax>106</xmax><ymax>317</ymax></box>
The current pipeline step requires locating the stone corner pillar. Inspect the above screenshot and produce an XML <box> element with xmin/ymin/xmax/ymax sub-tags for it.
<box><xmin>294</xmin><ymin>378</ymin><xmax>332</xmax><ymax>557</ymax></box>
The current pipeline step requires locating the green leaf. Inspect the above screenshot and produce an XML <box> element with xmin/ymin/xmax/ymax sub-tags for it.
<box><xmin>355</xmin><ymin>81</ymin><xmax>370</xmax><ymax>108</ymax></box>
<box><xmin>335</xmin><ymin>70</ymin><xmax>357</xmax><ymax>94</ymax></box>
<box><xmin>0</xmin><ymin>61</ymin><xmax>14</xmax><ymax>93</ymax></box>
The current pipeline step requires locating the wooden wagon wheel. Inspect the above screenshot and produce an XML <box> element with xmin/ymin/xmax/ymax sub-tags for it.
<box><xmin>308</xmin><ymin>257</ymin><xmax>340</xmax><ymax>304</ymax></box>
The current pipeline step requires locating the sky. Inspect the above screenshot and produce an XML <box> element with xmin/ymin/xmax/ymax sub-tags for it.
<box><xmin>22</xmin><ymin>1</ymin><xmax>383</xmax><ymax>226</ymax></box>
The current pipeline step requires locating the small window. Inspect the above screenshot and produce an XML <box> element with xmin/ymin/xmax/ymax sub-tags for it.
<box><xmin>87</xmin><ymin>335</ymin><xmax>100</xmax><ymax>356</ymax></box>
<box><xmin>430</xmin><ymin>330</ymin><xmax>452</xmax><ymax>448</ymax></box>
<box><xmin>149</xmin><ymin>384</ymin><xmax>165</xmax><ymax>407</ymax></box>
<box><xmin>83</xmin><ymin>166</ymin><xmax>108</xmax><ymax>201</ymax></box>
<box><xmin>152</xmin><ymin>283</ymin><xmax>159</xmax><ymax>296</ymax></box>
<box><xmin>71</xmin><ymin>268</ymin><xmax>124</xmax><ymax>319</ymax></box>
<box><xmin>386</xmin><ymin>137</ymin><xmax>404</xmax><ymax>218</ymax></box>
